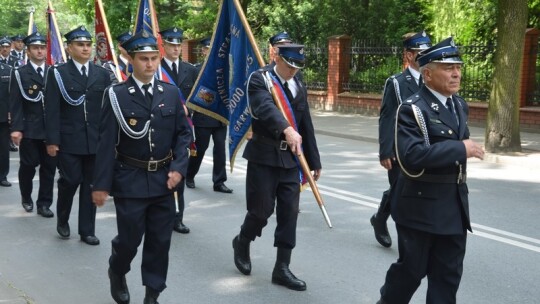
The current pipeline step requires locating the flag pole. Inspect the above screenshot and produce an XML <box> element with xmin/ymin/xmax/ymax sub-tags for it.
<box><xmin>95</xmin><ymin>0</ymin><xmax>123</xmax><ymax>81</ymax></box>
<box><xmin>48</xmin><ymin>0</ymin><xmax>67</xmax><ymax>62</ymax></box>
<box><xmin>27</xmin><ymin>7</ymin><xmax>35</xmax><ymax>35</ymax></box>
<box><xmin>231</xmin><ymin>0</ymin><xmax>332</xmax><ymax>228</ymax></box>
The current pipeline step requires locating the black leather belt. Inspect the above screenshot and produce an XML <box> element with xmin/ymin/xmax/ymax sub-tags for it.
<box><xmin>252</xmin><ymin>134</ymin><xmax>288</xmax><ymax>151</ymax></box>
<box><xmin>404</xmin><ymin>172</ymin><xmax>467</xmax><ymax>184</ymax></box>
<box><xmin>116</xmin><ymin>151</ymin><xmax>173</xmax><ymax>171</ymax></box>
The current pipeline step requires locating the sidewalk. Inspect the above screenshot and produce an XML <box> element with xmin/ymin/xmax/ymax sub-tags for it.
<box><xmin>311</xmin><ymin>110</ymin><xmax>540</xmax><ymax>169</ymax></box>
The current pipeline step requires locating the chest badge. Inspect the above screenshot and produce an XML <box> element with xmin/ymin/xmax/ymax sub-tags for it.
<box><xmin>28</xmin><ymin>89</ymin><xmax>34</xmax><ymax>94</ymax></box>
<box><xmin>129</xmin><ymin>118</ymin><xmax>137</xmax><ymax>126</ymax></box>
<box><xmin>33</xmin><ymin>84</ymin><xmax>38</xmax><ymax>89</ymax></box>
<box><xmin>448</xmin><ymin>130</ymin><xmax>453</xmax><ymax>135</ymax></box>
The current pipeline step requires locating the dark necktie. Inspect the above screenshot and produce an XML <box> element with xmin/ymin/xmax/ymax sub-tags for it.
<box><xmin>36</xmin><ymin>67</ymin><xmax>43</xmax><ymax>79</ymax></box>
<box><xmin>142</xmin><ymin>83</ymin><xmax>153</xmax><ymax>104</ymax></box>
<box><xmin>81</xmin><ymin>65</ymin><xmax>87</xmax><ymax>78</ymax></box>
<box><xmin>446</xmin><ymin>97</ymin><xmax>459</xmax><ymax>125</ymax></box>
<box><xmin>283</xmin><ymin>81</ymin><xmax>294</xmax><ymax>101</ymax></box>
<box><xmin>172</xmin><ymin>62</ymin><xmax>178</xmax><ymax>79</ymax></box>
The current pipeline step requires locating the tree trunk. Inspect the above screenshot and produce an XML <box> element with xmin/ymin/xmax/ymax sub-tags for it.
<box><xmin>484</xmin><ymin>0</ymin><xmax>528</xmax><ymax>152</ymax></box>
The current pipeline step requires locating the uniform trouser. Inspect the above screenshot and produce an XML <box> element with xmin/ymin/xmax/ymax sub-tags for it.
<box><xmin>376</xmin><ymin>160</ymin><xmax>400</xmax><ymax>218</ymax></box>
<box><xmin>186</xmin><ymin>125</ymin><xmax>227</xmax><ymax>186</ymax></box>
<box><xmin>109</xmin><ymin>194</ymin><xmax>175</xmax><ymax>292</ymax></box>
<box><xmin>240</xmin><ymin>162</ymin><xmax>300</xmax><ymax>249</ymax></box>
<box><xmin>175</xmin><ymin>179</ymin><xmax>185</xmax><ymax>220</ymax></box>
<box><xmin>0</xmin><ymin>122</ymin><xmax>9</xmax><ymax>180</ymax></box>
<box><xmin>56</xmin><ymin>152</ymin><xmax>96</xmax><ymax>237</ymax></box>
<box><xmin>18</xmin><ymin>138</ymin><xmax>57</xmax><ymax>207</ymax></box>
<box><xmin>380</xmin><ymin>224</ymin><xmax>467</xmax><ymax>304</ymax></box>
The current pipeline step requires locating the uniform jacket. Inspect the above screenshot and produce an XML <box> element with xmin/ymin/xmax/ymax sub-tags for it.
<box><xmin>0</xmin><ymin>55</ymin><xmax>17</xmax><ymax>67</ymax></box>
<box><xmin>92</xmin><ymin>77</ymin><xmax>192</xmax><ymax>198</ymax></box>
<box><xmin>392</xmin><ymin>86</ymin><xmax>471</xmax><ymax>235</ymax></box>
<box><xmin>0</xmin><ymin>63</ymin><xmax>11</xmax><ymax>122</ymax></box>
<box><xmin>160</xmin><ymin>59</ymin><xmax>199</xmax><ymax>101</ymax></box>
<box><xmin>379</xmin><ymin>68</ymin><xmax>421</xmax><ymax>160</ymax></box>
<box><xmin>243</xmin><ymin>65</ymin><xmax>321</xmax><ymax>170</ymax></box>
<box><xmin>44</xmin><ymin>60</ymin><xmax>112</xmax><ymax>154</ymax></box>
<box><xmin>9</xmin><ymin>64</ymin><xmax>48</xmax><ymax>139</ymax></box>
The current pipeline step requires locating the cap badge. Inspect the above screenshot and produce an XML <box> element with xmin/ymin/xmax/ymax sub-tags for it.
<box><xmin>299</xmin><ymin>48</ymin><xmax>304</xmax><ymax>55</ymax></box>
<box><xmin>173</xmin><ymin>28</ymin><xmax>178</xmax><ymax>32</ymax></box>
<box><xmin>142</xmin><ymin>31</ymin><xmax>149</xmax><ymax>38</ymax></box>
<box><xmin>81</xmin><ymin>26</ymin><xmax>86</xmax><ymax>31</ymax></box>
<box><xmin>450</xmin><ymin>39</ymin><xmax>455</xmax><ymax>47</ymax></box>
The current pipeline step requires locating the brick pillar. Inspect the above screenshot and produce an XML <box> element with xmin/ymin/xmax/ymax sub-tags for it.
<box><xmin>182</xmin><ymin>39</ymin><xmax>199</xmax><ymax>64</ymax></box>
<box><xmin>520</xmin><ymin>28</ymin><xmax>540</xmax><ymax>107</ymax></box>
<box><xmin>327</xmin><ymin>35</ymin><xmax>351</xmax><ymax>110</ymax></box>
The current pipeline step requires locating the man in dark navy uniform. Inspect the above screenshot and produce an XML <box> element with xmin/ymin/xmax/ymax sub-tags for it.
<box><xmin>185</xmin><ymin>36</ymin><xmax>233</xmax><ymax>195</ymax></box>
<box><xmin>377</xmin><ymin>37</ymin><xmax>484</xmax><ymax>304</ymax></box>
<box><xmin>371</xmin><ymin>30</ymin><xmax>432</xmax><ymax>248</ymax></box>
<box><xmin>92</xmin><ymin>30</ymin><xmax>191</xmax><ymax>304</ymax></box>
<box><xmin>0</xmin><ymin>37</ymin><xmax>16</xmax><ymax>67</ymax></box>
<box><xmin>10</xmin><ymin>34</ymin><xmax>26</xmax><ymax>67</ymax></box>
<box><xmin>9</xmin><ymin>32</ymin><xmax>57</xmax><ymax>216</ymax></box>
<box><xmin>159</xmin><ymin>27</ymin><xmax>199</xmax><ymax>234</ymax></box>
<box><xmin>0</xmin><ymin>49</ymin><xmax>12</xmax><ymax>187</ymax></box>
<box><xmin>45</xmin><ymin>26</ymin><xmax>112</xmax><ymax>245</ymax></box>
<box><xmin>232</xmin><ymin>44</ymin><xmax>321</xmax><ymax>291</ymax></box>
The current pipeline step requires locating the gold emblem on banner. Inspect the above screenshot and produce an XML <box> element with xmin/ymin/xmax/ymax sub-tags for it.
<box><xmin>129</xmin><ymin>119</ymin><xmax>137</xmax><ymax>126</ymax></box>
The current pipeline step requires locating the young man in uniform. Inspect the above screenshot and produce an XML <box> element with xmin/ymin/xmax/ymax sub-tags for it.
<box><xmin>92</xmin><ymin>30</ymin><xmax>192</xmax><ymax>304</ymax></box>
<box><xmin>45</xmin><ymin>25</ymin><xmax>112</xmax><ymax>245</ymax></box>
<box><xmin>10</xmin><ymin>32</ymin><xmax>57</xmax><ymax>216</ymax></box>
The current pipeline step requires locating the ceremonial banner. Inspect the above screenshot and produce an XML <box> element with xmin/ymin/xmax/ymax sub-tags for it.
<box><xmin>46</xmin><ymin>0</ymin><xmax>66</xmax><ymax>65</ymax></box>
<box><xmin>187</xmin><ymin>0</ymin><xmax>261</xmax><ymax>169</ymax></box>
<box><xmin>94</xmin><ymin>0</ymin><xmax>123</xmax><ymax>80</ymax></box>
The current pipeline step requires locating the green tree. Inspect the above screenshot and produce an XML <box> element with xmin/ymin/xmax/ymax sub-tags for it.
<box><xmin>484</xmin><ymin>0</ymin><xmax>528</xmax><ymax>152</ymax></box>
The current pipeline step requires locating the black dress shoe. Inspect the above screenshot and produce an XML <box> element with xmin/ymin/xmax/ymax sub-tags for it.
<box><xmin>143</xmin><ymin>286</ymin><xmax>160</xmax><ymax>304</ymax></box>
<box><xmin>272</xmin><ymin>263</ymin><xmax>307</xmax><ymax>291</ymax></box>
<box><xmin>108</xmin><ymin>268</ymin><xmax>130</xmax><ymax>304</ymax></box>
<box><xmin>214</xmin><ymin>183</ymin><xmax>233</xmax><ymax>193</ymax></box>
<box><xmin>37</xmin><ymin>206</ymin><xmax>54</xmax><ymax>218</ymax></box>
<box><xmin>0</xmin><ymin>180</ymin><xmax>11</xmax><ymax>187</ymax></box>
<box><xmin>22</xmin><ymin>201</ymin><xmax>33</xmax><ymax>212</ymax></box>
<box><xmin>185</xmin><ymin>179</ymin><xmax>195</xmax><ymax>189</ymax></box>
<box><xmin>173</xmin><ymin>222</ymin><xmax>190</xmax><ymax>234</ymax></box>
<box><xmin>81</xmin><ymin>235</ymin><xmax>100</xmax><ymax>245</ymax></box>
<box><xmin>232</xmin><ymin>234</ymin><xmax>251</xmax><ymax>275</ymax></box>
<box><xmin>57</xmin><ymin>222</ymin><xmax>70</xmax><ymax>238</ymax></box>
<box><xmin>370</xmin><ymin>214</ymin><xmax>392</xmax><ymax>248</ymax></box>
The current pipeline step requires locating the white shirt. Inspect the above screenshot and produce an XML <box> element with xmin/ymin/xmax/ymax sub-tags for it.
<box><xmin>408</xmin><ymin>66</ymin><xmax>421</xmax><ymax>86</ymax></box>
<box><xmin>163</xmin><ymin>57</ymin><xmax>179</xmax><ymax>72</ymax></box>
<box><xmin>29</xmin><ymin>61</ymin><xmax>45</xmax><ymax>76</ymax></box>
<box><xmin>132</xmin><ymin>75</ymin><xmax>154</xmax><ymax>96</ymax></box>
<box><xmin>273</xmin><ymin>66</ymin><xmax>298</xmax><ymax>98</ymax></box>
<box><xmin>72</xmin><ymin>60</ymin><xmax>89</xmax><ymax>76</ymax></box>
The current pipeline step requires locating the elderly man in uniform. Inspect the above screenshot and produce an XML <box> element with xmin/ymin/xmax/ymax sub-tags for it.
<box><xmin>0</xmin><ymin>45</ymin><xmax>12</xmax><ymax>187</ymax></box>
<box><xmin>376</xmin><ymin>37</ymin><xmax>484</xmax><ymax>304</ymax></box>
<box><xmin>10</xmin><ymin>32</ymin><xmax>57</xmax><ymax>216</ymax></box>
<box><xmin>45</xmin><ymin>25</ymin><xmax>112</xmax><ymax>245</ymax></box>
<box><xmin>232</xmin><ymin>44</ymin><xmax>321</xmax><ymax>291</ymax></box>
<box><xmin>92</xmin><ymin>30</ymin><xmax>192</xmax><ymax>304</ymax></box>
<box><xmin>159</xmin><ymin>27</ymin><xmax>199</xmax><ymax>234</ymax></box>
<box><xmin>185</xmin><ymin>35</ymin><xmax>233</xmax><ymax>195</ymax></box>
<box><xmin>371</xmin><ymin>30</ymin><xmax>432</xmax><ymax>248</ymax></box>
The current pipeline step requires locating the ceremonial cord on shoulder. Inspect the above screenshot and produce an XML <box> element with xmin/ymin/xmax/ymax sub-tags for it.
<box><xmin>53</xmin><ymin>69</ymin><xmax>85</xmax><ymax>106</ymax></box>
<box><xmin>14</xmin><ymin>70</ymin><xmax>43</xmax><ymax>103</ymax></box>
<box><xmin>108</xmin><ymin>87</ymin><xmax>150</xmax><ymax>140</ymax></box>
<box><xmin>392</xmin><ymin>77</ymin><xmax>403</xmax><ymax>105</ymax></box>
<box><xmin>394</xmin><ymin>103</ymin><xmax>428</xmax><ymax>178</ymax></box>
<box><xmin>245</xmin><ymin>70</ymin><xmax>259</xmax><ymax>120</ymax></box>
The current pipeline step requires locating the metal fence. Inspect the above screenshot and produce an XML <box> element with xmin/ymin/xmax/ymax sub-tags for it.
<box><xmin>302</xmin><ymin>40</ymin><xmax>501</xmax><ymax>103</ymax></box>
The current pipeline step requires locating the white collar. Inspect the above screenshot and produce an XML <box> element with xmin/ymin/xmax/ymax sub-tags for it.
<box><xmin>132</xmin><ymin>75</ymin><xmax>154</xmax><ymax>93</ymax></box>
<box><xmin>72</xmin><ymin>60</ymin><xmax>89</xmax><ymax>75</ymax></box>
<box><xmin>408</xmin><ymin>66</ymin><xmax>420</xmax><ymax>82</ymax></box>
<box><xmin>426</xmin><ymin>86</ymin><xmax>451</xmax><ymax>105</ymax></box>
<box><xmin>163</xmin><ymin>57</ymin><xmax>179</xmax><ymax>70</ymax></box>
<box><xmin>29</xmin><ymin>61</ymin><xmax>45</xmax><ymax>73</ymax></box>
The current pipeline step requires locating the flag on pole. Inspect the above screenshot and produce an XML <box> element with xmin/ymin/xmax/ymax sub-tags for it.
<box><xmin>46</xmin><ymin>0</ymin><xmax>67</xmax><ymax>65</ymax></box>
<box><xmin>186</xmin><ymin>0</ymin><xmax>262</xmax><ymax>170</ymax></box>
<box><xmin>94</xmin><ymin>0</ymin><xmax>123</xmax><ymax>80</ymax></box>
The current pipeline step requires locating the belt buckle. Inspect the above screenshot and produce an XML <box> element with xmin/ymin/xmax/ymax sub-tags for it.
<box><xmin>279</xmin><ymin>140</ymin><xmax>288</xmax><ymax>151</ymax></box>
<box><xmin>147</xmin><ymin>160</ymin><xmax>158</xmax><ymax>171</ymax></box>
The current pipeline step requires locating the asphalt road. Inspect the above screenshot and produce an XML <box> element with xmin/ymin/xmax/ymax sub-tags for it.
<box><xmin>1</xmin><ymin>125</ymin><xmax>540</xmax><ymax>303</ymax></box>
